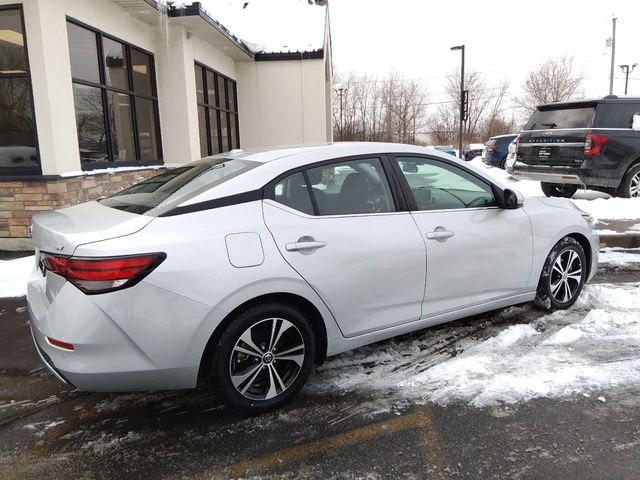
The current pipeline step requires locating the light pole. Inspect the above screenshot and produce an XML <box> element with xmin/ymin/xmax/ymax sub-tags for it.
<box><xmin>450</xmin><ymin>45</ymin><xmax>465</xmax><ymax>159</ymax></box>
<box><xmin>333</xmin><ymin>87</ymin><xmax>347</xmax><ymax>140</ymax></box>
<box><xmin>619</xmin><ymin>64</ymin><xmax>637</xmax><ymax>95</ymax></box>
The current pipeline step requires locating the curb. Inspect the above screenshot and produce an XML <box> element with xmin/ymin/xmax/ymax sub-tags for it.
<box><xmin>599</xmin><ymin>233</ymin><xmax>640</xmax><ymax>249</ymax></box>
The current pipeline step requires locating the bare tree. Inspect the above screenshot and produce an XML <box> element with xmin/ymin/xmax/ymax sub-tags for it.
<box><xmin>517</xmin><ymin>56</ymin><xmax>584</xmax><ymax>115</ymax></box>
<box><xmin>427</xmin><ymin>69</ymin><xmax>511</xmax><ymax>144</ymax></box>
<box><xmin>332</xmin><ymin>71</ymin><xmax>429</xmax><ymax>144</ymax></box>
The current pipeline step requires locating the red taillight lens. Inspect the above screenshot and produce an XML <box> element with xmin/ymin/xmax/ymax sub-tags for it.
<box><xmin>41</xmin><ymin>252</ymin><xmax>166</xmax><ymax>294</ymax></box>
<box><xmin>46</xmin><ymin>337</ymin><xmax>74</xmax><ymax>351</ymax></box>
<box><xmin>514</xmin><ymin>136</ymin><xmax>520</xmax><ymax>155</ymax></box>
<box><xmin>487</xmin><ymin>145</ymin><xmax>497</xmax><ymax>152</ymax></box>
<box><xmin>584</xmin><ymin>134</ymin><xmax>608</xmax><ymax>156</ymax></box>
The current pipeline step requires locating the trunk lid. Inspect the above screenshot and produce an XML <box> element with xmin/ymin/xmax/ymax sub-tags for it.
<box><xmin>518</xmin><ymin>102</ymin><xmax>597</xmax><ymax>167</ymax></box>
<box><xmin>31</xmin><ymin>201</ymin><xmax>154</xmax><ymax>255</ymax></box>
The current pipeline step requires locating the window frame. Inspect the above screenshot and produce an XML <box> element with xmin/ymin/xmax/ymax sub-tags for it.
<box><xmin>388</xmin><ymin>154</ymin><xmax>502</xmax><ymax>212</ymax></box>
<box><xmin>0</xmin><ymin>4</ymin><xmax>41</xmax><ymax>176</ymax></box>
<box><xmin>264</xmin><ymin>154</ymin><xmax>407</xmax><ymax>216</ymax></box>
<box><xmin>195</xmin><ymin>61</ymin><xmax>239</xmax><ymax>156</ymax></box>
<box><xmin>66</xmin><ymin>17</ymin><xmax>163</xmax><ymax>171</ymax></box>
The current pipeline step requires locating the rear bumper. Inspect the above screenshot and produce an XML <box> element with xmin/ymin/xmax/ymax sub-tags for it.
<box><xmin>27</xmin><ymin>270</ymin><xmax>209</xmax><ymax>392</ymax></box>
<box><xmin>509</xmin><ymin>162</ymin><xmax>619</xmax><ymax>188</ymax></box>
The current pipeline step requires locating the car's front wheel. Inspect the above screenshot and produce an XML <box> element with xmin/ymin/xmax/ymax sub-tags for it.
<box><xmin>540</xmin><ymin>182</ymin><xmax>579</xmax><ymax>198</ymax></box>
<box><xmin>534</xmin><ymin>237</ymin><xmax>586</xmax><ymax>310</ymax></box>
<box><xmin>211</xmin><ymin>303</ymin><xmax>315</xmax><ymax>413</ymax></box>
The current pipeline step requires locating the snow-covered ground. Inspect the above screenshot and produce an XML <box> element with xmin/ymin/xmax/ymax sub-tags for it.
<box><xmin>312</xmin><ymin>282</ymin><xmax>640</xmax><ymax>408</ymax></box>
<box><xmin>0</xmin><ymin>256</ymin><xmax>33</xmax><ymax>298</ymax></box>
<box><xmin>469</xmin><ymin>158</ymin><xmax>640</xmax><ymax>223</ymax></box>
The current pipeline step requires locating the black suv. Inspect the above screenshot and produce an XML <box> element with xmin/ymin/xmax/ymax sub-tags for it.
<box><xmin>508</xmin><ymin>96</ymin><xmax>640</xmax><ymax>198</ymax></box>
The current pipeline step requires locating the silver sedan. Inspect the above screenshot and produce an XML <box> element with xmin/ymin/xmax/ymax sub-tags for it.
<box><xmin>27</xmin><ymin>143</ymin><xmax>598</xmax><ymax>412</ymax></box>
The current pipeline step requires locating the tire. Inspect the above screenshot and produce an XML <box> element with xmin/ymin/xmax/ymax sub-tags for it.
<box><xmin>499</xmin><ymin>158</ymin><xmax>507</xmax><ymax>170</ymax></box>
<box><xmin>534</xmin><ymin>237</ymin><xmax>586</xmax><ymax>311</ymax></box>
<box><xmin>540</xmin><ymin>182</ymin><xmax>579</xmax><ymax>198</ymax></box>
<box><xmin>211</xmin><ymin>303</ymin><xmax>316</xmax><ymax>413</ymax></box>
<box><xmin>616</xmin><ymin>163</ymin><xmax>640</xmax><ymax>198</ymax></box>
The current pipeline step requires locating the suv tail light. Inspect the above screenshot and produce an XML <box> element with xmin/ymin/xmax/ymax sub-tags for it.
<box><xmin>487</xmin><ymin>145</ymin><xmax>497</xmax><ymax>152</ymax></box>
<box><xmin>514</xmin><ymin>136</ymin><xmax>520</xmax><ymax>155</ymax></box>
<box><xmin>40</xmin><ymin>252</ymin><xmax>166</xmax><ymax>294</ymax></box>
<box><xmin>584</xmin><ymin>134</ymin><xmax>608</xmax><ymax>156</ymax></box>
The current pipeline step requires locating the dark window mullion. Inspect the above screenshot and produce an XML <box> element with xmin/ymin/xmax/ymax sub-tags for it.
<box><xmin>153</xmin><ymin>100</ymin><xmax>163</xmax><ymax>160</ymax></box>
<box><xmin>100</xmin><ymin>86</ymin><xmax>114</xmax><ymax>162</ymax></box>
<box><xmin>125</xmin><ymin>44</ymin><xmax>141</xmax><ymax>160</ymax></box>
<box><xmin>202</xmin><ymin>71</ymin><xmax>212</xmax><ymax>155</ymax></box>
<box><xmin>214</xmin><ymin>74</ymin><xmax>222</xmax><ymax>152</ymax></box>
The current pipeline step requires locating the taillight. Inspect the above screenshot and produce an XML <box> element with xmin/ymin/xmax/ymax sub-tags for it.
<box><xmin>584</xmin><ymin>134</ymin><xmax>608</xmax><ymax>156</ymax></box>
<box><xmin>514</xmin><ymin>136</ymin><xmax>520</xmax><ymax>155</ymax></box>
<box><xmin>40</xmin><ymin>252</ymin><xmax>166</xmax><ymax>294</ymax></box>
<box><xmin>487</xmin><ymin>145</ymin><xmax>497</xmax><ymax>152</ymax></box>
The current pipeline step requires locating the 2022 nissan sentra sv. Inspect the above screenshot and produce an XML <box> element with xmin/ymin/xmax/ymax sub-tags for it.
<box><xmin>27</xmin><ymin>143</ymin><xmax>598</xmax><ymax>412</ymax></box>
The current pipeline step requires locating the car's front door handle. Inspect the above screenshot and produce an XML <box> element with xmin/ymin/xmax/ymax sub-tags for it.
<box><xmin>285</xmin><ymin>240</ymin><xmax>327</xmax><ymax>252</ymax></box>
<box><xmin>426</xmin><ymin>230</ymin><xmax>455</xmax><ymax>240</ymax></box>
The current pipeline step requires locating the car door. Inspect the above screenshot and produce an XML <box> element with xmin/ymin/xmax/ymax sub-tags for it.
<box><xmin>390</xmin><ymin>155</ymin><xmax>533</xmax><ymax>317</ymax></box>
<box><xmin>262</xmin><ymin>156</ymin><xmax>427</xmax><ymax>337</ymax></box>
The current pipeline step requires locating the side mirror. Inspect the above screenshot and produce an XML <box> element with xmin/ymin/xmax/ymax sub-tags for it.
<box><xmin>633</xmin><ymin>113</ymin><xmax>640</xmax><ymax>132</ymax></box>
<box><xmin>503</xmin><ymin>188</ymin><xmax>524</xmax><ymax>209</ymax></box>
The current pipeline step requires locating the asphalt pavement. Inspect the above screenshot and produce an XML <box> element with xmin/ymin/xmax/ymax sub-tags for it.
<box><xmin>1</xmin><ymin>262</ymin><xmax>640</xmax><ymax>480</ymax></box>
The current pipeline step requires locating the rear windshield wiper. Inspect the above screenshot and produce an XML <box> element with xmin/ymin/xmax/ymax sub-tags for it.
<box><xmin>541</xmin><ymin>122</ymin><xmax>557</xmax><ymax>128</ymax></box>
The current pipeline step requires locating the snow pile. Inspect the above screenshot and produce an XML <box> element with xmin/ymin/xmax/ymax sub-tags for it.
<box><xmin>313</xmin><ymin>283</ymin><xmax>640</xmax><ymax>408</ymax></box>
<box><xmin>572</xmin><ymin>197</ymin><xmax>640</xmax><ymax>222</ymax></box>
<box><xmin>0</xmin><ymin>255</ymin><xmax>34</xmax><ymax>298</ymax></box>
<box><xmin>599</xmin><ymin>248</ymin><xmax>640</xmax><ymax>268</ymax></box>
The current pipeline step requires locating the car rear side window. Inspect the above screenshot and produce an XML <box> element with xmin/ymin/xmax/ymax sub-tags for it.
<box><xmin>100</xmin><ymin>158</ymin><xmax>258</xmax><ymax>214</ymax></box>
<box><xmin>306</xmin><ymin>158</ymin><xmax>395</xmax><ymax>215</ymax></box>
<box><xmin>525</xmin><ymin>106</ymin><xmax>595</xmax><ymax>130</ymax></box>
<box><xmin>597</xmin><ymin>104</ymin><xmax>640</xmax><ymax>128</ymax></box>
<box><xmin>273</xmin><ymin>172</ymin><xmax>314</xmax><ymax>215</ymax></box>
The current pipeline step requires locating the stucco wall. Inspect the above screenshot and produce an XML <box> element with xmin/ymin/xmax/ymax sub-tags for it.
<box><xmin>236</xmin><ymin>59</ymin><xmax>329</xmax><ymax>148</ymax></box>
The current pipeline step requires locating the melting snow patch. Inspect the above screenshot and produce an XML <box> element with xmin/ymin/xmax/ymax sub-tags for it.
<box><xmin>0</xmin><ymin>256</ymin><xmax>34</xmax><ymax>298</ymax></box>
<box><xmin>313</xmin><ymin>283</ymin><xmax>640</xmax><ymax>408</ymax></box>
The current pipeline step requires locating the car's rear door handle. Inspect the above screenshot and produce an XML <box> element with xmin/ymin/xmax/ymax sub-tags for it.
<box><xmin>286</xmin><ymin>240</ymin><xmax>327</xmax><ymax>252</ymax></box>
<box><xmin>426</xmin><ymin>230</ymin><xmax>455</xmax><ymax>240</ymax></box>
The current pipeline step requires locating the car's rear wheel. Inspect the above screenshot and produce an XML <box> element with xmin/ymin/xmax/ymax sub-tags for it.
<box><xmin>211</xmin><ymin>303</ymin><xmax>315</xmax><ymax>413</ymax></box>
<box><xmin>534</xmin><ymin>237</ymin><xmax>586</xmax><ymax>311</ymax></box>
<box><xmin>616</xmin><ymin>163</ymin><xmax>640</xmax><ymax>198</ymax></box>
<box><xmin>540</xmin><ymin>182</ymin><xmax>579</xmax><ymax>198</ymax></box>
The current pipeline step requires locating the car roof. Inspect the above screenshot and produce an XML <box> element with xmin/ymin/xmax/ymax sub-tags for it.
<box><xmin>490</xmin><ymin>134</ymin><xmax>518</xmax><ymax>140</ymax></box>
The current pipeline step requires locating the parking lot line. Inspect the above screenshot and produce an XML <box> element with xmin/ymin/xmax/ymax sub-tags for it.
<box><xmin>194</xmin><ymin>407</ymin><xmax>433</xmax><ymax>479</ymax></box>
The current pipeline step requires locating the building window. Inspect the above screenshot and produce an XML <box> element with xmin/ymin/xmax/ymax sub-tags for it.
<box><xmin>0</xmin><ymin>6</ymin><xmax>39</xmax><ymax>174</ymax></box>
<box><xmin>195</xmin><ymin>62</ymin><xmax>239</xmax><ymax>157</ymax></box>
<box><xmin>66</xmin><ymin>19</ymin><xmax>162</xmax><ymax>169</ymax></box>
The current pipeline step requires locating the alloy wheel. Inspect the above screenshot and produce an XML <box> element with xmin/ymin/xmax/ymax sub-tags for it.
<box><xmin>229</xmin><ymin>318</ymin><xmax>305</xmax><ymax>401</ymax></box>
<box><xmin>549</xmin><ymin>249</ymin><xmax>583</xmax><ymax>304</ymax></box>
<box><xmin>630</xmin><ymin>171</ymin><xmax>640</xmax><ymax>198</ymax></box>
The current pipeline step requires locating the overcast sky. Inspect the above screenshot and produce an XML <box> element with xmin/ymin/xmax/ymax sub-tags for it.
<box><xmin>328</xmin><ymin>0</ymin><xmax>640</xmax><ymax>105</ymax></box>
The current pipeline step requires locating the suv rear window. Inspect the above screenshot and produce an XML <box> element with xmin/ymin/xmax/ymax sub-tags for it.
<box><xmin>100</xmin><ymin>158</ymin><xmax>259</xmax><ymax>214</ymax></box>
<box><xmin>597</xmin><ymin>103</ymin><xmax>640</xmax><ymax>128</ymax></box>
<box><xmin>525</xmin><ymin>106</ymin><xmax>595</xmax><ymax>130</ymax></box>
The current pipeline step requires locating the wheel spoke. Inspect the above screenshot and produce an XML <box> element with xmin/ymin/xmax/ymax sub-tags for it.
<box><xmin>270</xmin><ymin>319</ymin><xmax>294</xmax><ymax>352</ymax></box>
<box><xmin>265</xmin><ymin>364</ymin><xmax>278</xmax><ymax>399</ymax></box>
<box><xmin>231</xmin><ymin>363</ymin><xmax>262</xmax><ymax>391</ymax></box>
<box><xmin>552</xmin><ymin>263</ymin><xmax>564</xmax><ymax>276</ymax></box>
<box><xmin>233</xmin><ymin>345</ymin><xmax>262</xmax><ymax>358</ymax></box>
<box><xmin>239</xmin><ymin>329</ymin><xmax>263</xmax><ymax>355</ymax></box>
<box><xmin>551</xmin><ymin>280</ymin><xmax>563</xmax><ymax>296</ymax></box>
<box><xmin>274</xmin><ymin>353</ymin><xmax>305</xmax><ymax>367</ymax></box>
<box><xmin>567</xmin><ymin>273</ymin><xmax>582</xmax><ymax>282</ymax></box>
<box><xmin>562</xmin><ymin>281</ymin><xmax>571</xmax><ymax>303</ymax></box>
<box><xmin>274</xmin><ymin>343</ymin><xmax>305</xmax><ymax>357</ymax></box>
<box><xmin>270</xmin><ymin>364</ymin><xmax>286</xmax><ymax>393</ymax></box>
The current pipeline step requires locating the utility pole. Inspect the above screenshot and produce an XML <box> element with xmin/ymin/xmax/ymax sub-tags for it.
<box><xmin>609</xmin><ymin>16</ymin><xmax>617</xmax><ymax>95</ymax></box>
<box><xmin>334</xmin><ymin>87</ymin><xmax>347</xmax><ymax>140</ymax></box>
<box><xmin>450</xmin><ymin>44</ymin><xmax>465</xmax><ymax>159</ymax></box>
<box><xmin>620</xmin><ymin>64</ymin><xmax>638</xmax><ymax>95</ymax></box>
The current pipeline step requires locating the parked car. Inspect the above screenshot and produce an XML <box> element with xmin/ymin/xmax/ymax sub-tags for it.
<box><xmin>508</xmin><ymin>96</ymin><xmax>640</xmax><ymax>198</ymax></box>
<box><xmin>463</xmin><ymin>143</ymin><xmax>485</xmax><ymax>161</ymax></box>
<box><xmin>432</xmin><ymin>145</ymin><xmax>457</xmax><ymax>157</ymax></box>
<box><xmin>28</xmin><ymin>143</ymin><xmax>598</xmax><ymax>412</ymax></box>
<box><xmin>482</xmin><ymin>134</ymin><xmax>518</xmax><ymax>169</ymax></box>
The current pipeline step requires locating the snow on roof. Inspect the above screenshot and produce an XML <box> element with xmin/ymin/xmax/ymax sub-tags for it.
<box><xmin>189</xmin><ymin>0</ymin><xmax>326</xmax><ymax>55</ymax></box>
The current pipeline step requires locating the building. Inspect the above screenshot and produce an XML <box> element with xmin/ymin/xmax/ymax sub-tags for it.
<box><xmin>0</xmin><ymin>0</ymin><xmax>332</xmax><ymax>249</ymax></box>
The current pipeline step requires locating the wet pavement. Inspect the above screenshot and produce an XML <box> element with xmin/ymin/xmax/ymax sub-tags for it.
<box><xmin>1</xmin><ymin>265</ymin><xmax>640</xmax><ymax>480</ymax></box>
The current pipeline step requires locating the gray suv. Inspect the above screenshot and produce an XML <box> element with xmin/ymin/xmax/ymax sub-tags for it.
<box><xmin>508</xmin><ymin>96</ymin><xmax>640</xmax><ymax>198</ymax></box>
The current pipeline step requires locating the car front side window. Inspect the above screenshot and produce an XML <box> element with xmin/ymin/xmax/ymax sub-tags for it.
<box><xmin>395</xmin><ymin>156</ymin><xmax>496</xmax><ymax>211</ymax></box>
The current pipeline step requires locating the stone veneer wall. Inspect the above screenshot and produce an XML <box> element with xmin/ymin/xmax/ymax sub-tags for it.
<box><xmin>0</xmin><ymin>168</ymin><xmax>164</xmax><ymax>250</ymax></box>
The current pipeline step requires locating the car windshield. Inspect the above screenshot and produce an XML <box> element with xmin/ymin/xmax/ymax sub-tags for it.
<box><xmin>525</xmin><ymin>106</ymin><xmax>595</xmax><ymax>130</ymax></box>
<box><xmin>99</xmin><ymin>158</ymin><xmax>259</xmax><ymax>214</ymax></box>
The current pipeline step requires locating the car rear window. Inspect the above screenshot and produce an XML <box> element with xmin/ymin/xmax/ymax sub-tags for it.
<box><xmin>597</xmin><ymin>103</ymin><xmax>640</xmax><ymax>128</ymax></box>
<box><xmin>100</xmin><ymin>158</ymin><xmax>259</xmax><ymax>214</ymax></box>
<box><xmin>525</xmin><ymin>106</ymin><xmax>595</xmax><ymax>130</ymax></box>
